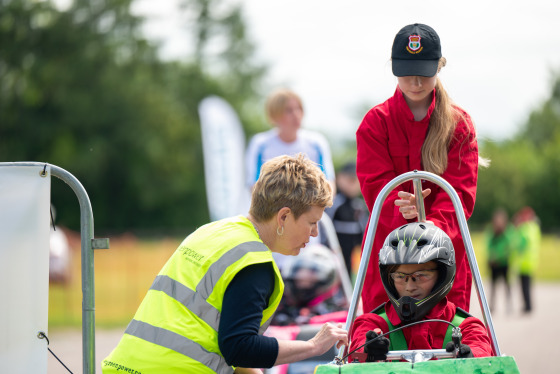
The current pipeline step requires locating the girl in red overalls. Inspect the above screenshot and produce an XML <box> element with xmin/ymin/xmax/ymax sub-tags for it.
<box><xmin>356</xmin><ymin>23</ymin><xmax>486</xmax><ymax>314</ymax></box>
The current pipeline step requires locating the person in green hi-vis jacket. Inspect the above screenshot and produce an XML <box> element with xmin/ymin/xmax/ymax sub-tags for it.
<box><xmin>484</xmin><ymin>208</ymin><xmax>516</xmax><ymax>313</ymax></box>
<box><xmin>512</xmin><ymin>206</ymin><xmax>541</xmax><ymax>314</ymax></box>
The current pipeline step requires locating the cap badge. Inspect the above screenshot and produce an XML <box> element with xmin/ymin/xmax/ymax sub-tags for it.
<box><xmin>406</xmin><ymin>35</ymin><xmax>423</xmax><ymax>54</ymax></box>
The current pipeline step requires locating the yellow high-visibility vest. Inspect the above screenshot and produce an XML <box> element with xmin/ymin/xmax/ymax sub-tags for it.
<box><xmin>515</xmin><ymin>220</ymin><xmax>541</xmax><ymax>274</ymax></box>
<box><xmin>102</xmin><ymin>216</ymin><xmax>284</xmax><ymax>374</ymax></box>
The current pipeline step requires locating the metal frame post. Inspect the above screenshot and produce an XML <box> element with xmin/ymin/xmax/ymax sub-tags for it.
<box><xmin>50</xmin><ymin>164</ymin><xmax>97</xmax><ymax>374</ymax></box>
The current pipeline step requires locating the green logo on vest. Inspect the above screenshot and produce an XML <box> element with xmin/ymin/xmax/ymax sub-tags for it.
<box><xmin>180</xmin><ymin>246</ymin><xmax>205</xmax><ymax>264</ymax></box>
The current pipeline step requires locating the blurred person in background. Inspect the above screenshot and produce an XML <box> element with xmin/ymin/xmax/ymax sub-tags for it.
<box><xmin>102</xmin><ymin>154</ymin><xmax>347</xmax><ymax>374</ymax></box>
<box><xmin>49</xmin><ymin>205</ymin><xmax>71</xmax><ymax>284</ymax></box>
<box><xmin>484</xmin><ymin>208</ymin><xmax>515</xmax><ymax>313</ymax></box>
<box><xmin>245</xmin><ymin>88</ymin><xmax>336</xmax><ymax>270</ymax></box>
<box><xmin>512</xmin><ymin>206</ymin><xmax>541</xmax><ymax>314</ymax></box>
<box><xmin>325</xmin><ymin>161</ymin><xmax>368</xmax><ymax>278</ymax></box>
<box><xmin>272</xmin><ymin>244</ymin><xmax>348</xmax><ymax>326</ymax></box>
<box><xmin>245</xmin><ymin>88</ymin><xmax>335</xmax><ymax>191</ymax></box>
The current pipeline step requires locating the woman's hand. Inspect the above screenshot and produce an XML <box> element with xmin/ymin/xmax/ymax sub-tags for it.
<box><xmin>275</xmin><ymin>322</ymin><xmax>348</xmax><ymax>366</ymax></box>
<box><xmin>309</xmin><ymin>323</ymin><xmax>349</xmax><ymax>356</ymax></box>
<box><xmin>395</xmin><ymin>189</ymin><xmax>432</xmax><ymax>220</ymax></box>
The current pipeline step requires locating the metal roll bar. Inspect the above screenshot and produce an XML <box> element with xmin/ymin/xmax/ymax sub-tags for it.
<box><xmin>336</xmin><ymin>170</ymin><xmax>500</xmax><ymax>362</ymax></box>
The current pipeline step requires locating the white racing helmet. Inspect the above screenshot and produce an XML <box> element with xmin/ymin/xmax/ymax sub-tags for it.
<box><xmin>281</xmin><ymin>244</ymin><xmax>340</xmax><ymax>308</ymax></box>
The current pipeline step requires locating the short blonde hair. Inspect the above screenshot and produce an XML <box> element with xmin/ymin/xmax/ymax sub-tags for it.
<box><xmin>265</xmin><ymin>88</ymin><xmax>304</xmax><ymax>123</ymax></box>
<box><xmin>250</xmin><ymin>154</ymin><xmax>332</xmax><ymax>221</ymax></box>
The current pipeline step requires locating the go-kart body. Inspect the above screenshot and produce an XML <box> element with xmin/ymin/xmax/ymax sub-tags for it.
<box><xmin>315</xmin><ymin>356</ymin><xmax>520</xmax><ymax>373</ymax></box>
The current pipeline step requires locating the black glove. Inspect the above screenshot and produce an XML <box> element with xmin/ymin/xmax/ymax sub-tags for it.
<box><xmin>445</xmin><ymin>341</ymin><xmax>474</xmax><ymax>358</ymax></box>
<box><xmin>364</xmin><ymin>330</ymin><xmax>390</xmax><ymax>362</ymax></box>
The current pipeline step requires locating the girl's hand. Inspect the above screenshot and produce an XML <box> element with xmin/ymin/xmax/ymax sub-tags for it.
<box><xmin>395</xmin><ymin>189</ymin><xmax>432</xmax><ymax>220</ymax></box>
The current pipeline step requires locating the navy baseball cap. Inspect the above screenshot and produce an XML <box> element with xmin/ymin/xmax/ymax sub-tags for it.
<box><xmin>391</xmin><ymin>23</ymin><xmax>442</xmax><ymax>77</ymax></box>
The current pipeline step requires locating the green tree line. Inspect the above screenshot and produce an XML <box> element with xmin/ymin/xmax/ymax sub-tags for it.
<box><xmin>0</xmin><ymin>0</ymin><xmax>266</xmax><ymax>234</ymax></box>
<box><xmin>1</xmin><ymin>0</ymin><xmax>559</xmax><ymax>233</ymax></box>
<box><xmin>473</xmin><ymin>71</ymin><xmax>560</xmax><ymax>231</ymax></box>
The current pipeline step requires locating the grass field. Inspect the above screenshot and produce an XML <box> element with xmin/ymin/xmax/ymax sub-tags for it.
<box><xmin>48</xmin><ymin>230</ymin><xmax>559</xmax><ymax>329</ymax></box>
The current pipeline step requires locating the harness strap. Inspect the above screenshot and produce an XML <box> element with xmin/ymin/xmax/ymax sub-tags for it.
<box><xmin>443</xmin><ymin>308</ymin><xmax>469</xmax><ymax>348</ymax></box>
<box><xmin>373</xmin><ymin>304</ymin><xmax>470</xmax><ymax>352</ymax></box>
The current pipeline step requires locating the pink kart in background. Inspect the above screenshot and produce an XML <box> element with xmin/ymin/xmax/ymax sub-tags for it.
<box><xmin>264</xmin><ymin>312</ymin><xmax>347</xmax><ymax>374</ymax></box>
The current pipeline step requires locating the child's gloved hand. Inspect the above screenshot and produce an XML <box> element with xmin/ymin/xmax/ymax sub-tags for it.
<box><xmin>364</xmin><ymin>329</ymin><xmax>390</xmax><ymax>362</ymax></box>
<box><xmin>445</xmin><ymin>341</ymin><xmax>474</xmax><ymax>358</ymax></box>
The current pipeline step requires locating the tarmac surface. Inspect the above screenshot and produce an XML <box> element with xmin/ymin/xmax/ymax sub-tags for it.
<box><xmin>47</xmin><ymin>281</ymin><xmax>558</xmax><ymax>373</ymax></box>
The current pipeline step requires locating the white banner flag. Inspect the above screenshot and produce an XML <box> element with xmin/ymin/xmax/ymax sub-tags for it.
<box><xmin>0</xmin><ymin>164</ymin><xmax>50</xmax><ymax>373</ymax></box>
<box><xmin>199</xmin><ymin>96</ymin><xmax>250</xmax><ymax>221</ymax></box>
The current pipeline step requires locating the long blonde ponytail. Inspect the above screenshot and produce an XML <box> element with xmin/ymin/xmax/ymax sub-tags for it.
<box><xmin>421</xmin><ymin>58</ymin><xmax>472</xmax><ymax>174</ymax></box>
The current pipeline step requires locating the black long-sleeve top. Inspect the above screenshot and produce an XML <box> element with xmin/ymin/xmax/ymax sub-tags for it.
<box><xmin>218</xmin><ymin>262</ymin><xmax>279</xmax><ymax>368</ymax></box>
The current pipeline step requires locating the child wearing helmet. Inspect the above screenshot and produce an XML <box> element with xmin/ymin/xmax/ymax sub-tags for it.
<box><xmin>348</xmin><ymin>222</ymin><xmax>493</xmax><ymax>362</ymax></box>
<box><xmin>272</xmin><ymin>244</ymin><xmax>348</xmax><ymax>326</ymax></box>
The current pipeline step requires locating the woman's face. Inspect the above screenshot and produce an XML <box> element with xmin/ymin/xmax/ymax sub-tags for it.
<box><xmin>397</xmin><ymin>75</ymin><xmax>437</xmax><ymax>107</ymax></box>
<box><xmin>277</xmin><ymin>205</ymin><xmax>324</xmax><ymax>256</ymax></box>
<box><xmin>274</xmin><ymin>97</ymin><xmax>303</xmax><ymax>132</ymax></box>
<box><xmin>392</xmin><ymin>261</ymin><xmax>438</xmax><ymax>300</ymax></box>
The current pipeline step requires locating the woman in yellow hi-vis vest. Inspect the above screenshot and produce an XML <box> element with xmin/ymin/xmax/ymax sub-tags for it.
<box><xmin>102</xmin><ymin>154</ymin><xmax>348</xmax><ymax>374</ymax></box>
